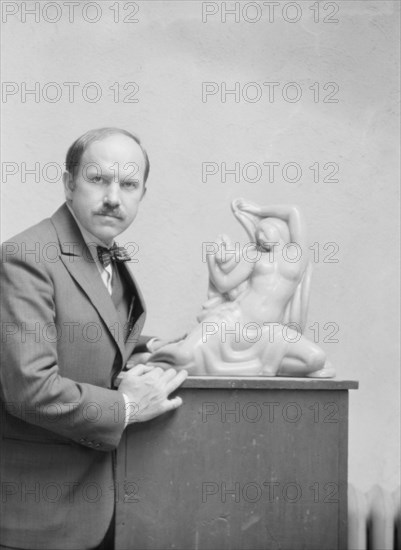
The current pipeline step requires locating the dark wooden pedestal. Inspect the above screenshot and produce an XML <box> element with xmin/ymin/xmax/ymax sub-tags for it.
<box><xmin>115</xmin><ymin>377</ymin><xmax>358</xmax><ymax>550</ymax></box>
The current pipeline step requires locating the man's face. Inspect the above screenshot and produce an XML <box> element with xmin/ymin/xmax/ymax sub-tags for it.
<box><xmin>64</xmin><ymin>134</ymin><xmax>146</xmax><ymax>246</ymax></box>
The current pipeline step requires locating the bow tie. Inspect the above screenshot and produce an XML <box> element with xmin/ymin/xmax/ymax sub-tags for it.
<box><xmin>97</xmin><ymin>244</ymin><xmax>131</xmax><ymax>267</ymax></box>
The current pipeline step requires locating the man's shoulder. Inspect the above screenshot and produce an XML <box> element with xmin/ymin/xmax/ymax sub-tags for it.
<box><xmin>0</xmin><ymin>203</ymin><xmax>77</xmax><ymax>264</ymax></box>
<box><xmin>2</xmin><ymin>216</ymin><xmax>55</xmax><ymax>246</ymax></box>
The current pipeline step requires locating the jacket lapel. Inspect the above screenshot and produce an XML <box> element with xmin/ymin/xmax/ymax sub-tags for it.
<box><xmin>50</xmin><ymin>204</ymin><xmax>129</xmax><ymax>359</ymax></box>
<box><xmin>119</xmin><ymin>263</ymin><xmax>146</xmax><ymax>360</ymax></box>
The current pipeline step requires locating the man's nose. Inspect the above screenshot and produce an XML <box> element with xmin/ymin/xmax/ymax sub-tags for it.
<box><xmin>103</xmin><ymin>182</ymin><xmax>121</xmax><ymax>207</ymax></box>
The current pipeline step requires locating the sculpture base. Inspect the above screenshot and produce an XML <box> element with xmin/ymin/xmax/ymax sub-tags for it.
<box><xmin>115</xmin><ymin>377</ymin><xmax>358</xmax><ymax>550</ymax></box>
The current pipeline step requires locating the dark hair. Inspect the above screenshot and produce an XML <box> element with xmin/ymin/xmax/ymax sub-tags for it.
<box><xmin>65</xmin><ymin>127</ymin><xmax>150</xmax><ymax>183</ymax></box>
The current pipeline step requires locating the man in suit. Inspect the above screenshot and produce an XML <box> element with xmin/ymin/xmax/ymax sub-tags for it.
<box><xmin>0</xmin><ymin>128</ymin><xmax>187</xmax><ymax>550</ymax></box>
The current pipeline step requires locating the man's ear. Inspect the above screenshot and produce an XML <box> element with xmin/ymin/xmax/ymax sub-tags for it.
<box><xmin>63</xmin><ymin>171</ymin><xmax>75</xmax><ymax>200</ymax></box>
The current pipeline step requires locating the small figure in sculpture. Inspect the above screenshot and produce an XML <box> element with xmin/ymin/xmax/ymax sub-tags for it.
<box><xmin>150</xmin><ymin>199</ymin><xmax>334</xmax><ymax>377</ymax></box>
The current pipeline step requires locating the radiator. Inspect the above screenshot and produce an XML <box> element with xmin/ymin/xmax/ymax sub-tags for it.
<box><xmin>348</xmin><ymin>484</ymin><xmax>401</xmax><ymax>550</ymax></box>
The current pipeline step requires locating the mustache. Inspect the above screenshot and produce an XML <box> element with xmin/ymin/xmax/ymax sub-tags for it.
<box><xmin>95</xmin><ymin>209</ymin><xmax>124</xmax><ymax>219</ymax></box>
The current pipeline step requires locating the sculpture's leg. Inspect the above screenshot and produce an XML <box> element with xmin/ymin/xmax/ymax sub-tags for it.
<box><xmin>306</xmin><ymin>360</ymin><xmax>335</xmax><ymax>378</ymax></box>
<box><xmin>200</xmin><ymin>344</ymin><xmax>263</xmax><ymax>376</ymax></box>
<box><xmin>256</xmin><ymin>327</ymin><xmax>288</xmax><ymax>376</ymax></box>
<box><xmin>277</xmin><ymin>334</ymin><xmax>335</xmax><ymax>377</ymax></box>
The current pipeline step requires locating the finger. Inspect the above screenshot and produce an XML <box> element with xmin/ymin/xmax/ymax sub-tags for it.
<box><xmin>160</xmin><ymin>368</ymin><xmax>177</xmax><ymax>383</ymax></box>
<box><xmin>147</xmin><ymin>338</ymin><xmax>163</xmax><ymax>352</ymax></box>
<box><xmin>126</xmin><ymin>353</ymin><xmax>151</xmax><ymax>369</ymax></box>
<box><xmin>143</xmin><ymin>365</ymin><xmax>164</xmax><ymax>377</ymax></box>
<box><xmin>168</xmin><ymin>334</ymin><xmax>187</xmax><ymax>344</ymax></box>
<box><xmin>165</xmin><ymin>369</ymin><xmax>188</xmax><ymax>395</ymax></box>
<box><xmin>163</xmin><ymin>396</ymin><xmax>183</xmax><ymax>412</ymax></box>
<box><xmin>114</xmin><ymin>373</ymin><xmax>124</xmax><ymax>388</ymax></box>
<box><xmin>145</xmin><ymin>360</ymin><xmax>173</xmax><ymax>371</ymax></box>
<box><xmin>125</xmin><ymin>364</ymin><xmax>155</xmax><ymax>377</ymax></box>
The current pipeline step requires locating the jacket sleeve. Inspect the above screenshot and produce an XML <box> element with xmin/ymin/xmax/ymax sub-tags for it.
<box><xmin>0</xmin><ymin>244</ymin><xmax>126</xmax><ymax>452</ymax></box>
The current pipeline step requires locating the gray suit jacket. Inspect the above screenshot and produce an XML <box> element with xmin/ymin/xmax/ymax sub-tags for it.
<box><xmin>0</xmin><ymin>203</ymin><xmax>147</xmax><ymax>549</ymax></box>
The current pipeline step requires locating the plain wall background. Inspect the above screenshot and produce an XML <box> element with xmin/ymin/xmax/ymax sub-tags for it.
<box><xmin>1</xmin><ymin>0</ymin><xmax>399</xmax><ymax>493</ymax></box>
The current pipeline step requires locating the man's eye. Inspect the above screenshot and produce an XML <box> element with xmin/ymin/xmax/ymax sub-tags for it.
<box><xmin>90</xmin><ymin>176</ymin><xmax>103</xmax><ymax>183</ymax></box>
<box><xmin>122</xmin><ymin>180</ymin><xmax>138</xmax><ymax>188</ymax></box>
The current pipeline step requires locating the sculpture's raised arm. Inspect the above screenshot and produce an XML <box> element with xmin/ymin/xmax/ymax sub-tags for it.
<box><xmin>206</xmin><ymin>243</ymin><xmax>255</xmax><ymax>294</ymax></box>
<box><xmin>231</xmin><ymin>198</ymin><xmax>259</xmax><ymax>241</ymax></box>
<box><xmin>232</xmin><ymin>198</ymin><xmax>308</xmax><ymax>270</ymax></box>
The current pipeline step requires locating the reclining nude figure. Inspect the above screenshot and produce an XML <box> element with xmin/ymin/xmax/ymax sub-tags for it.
<box><xmin>150</xmin><ymin>199</ymin><xmax>335</xmax><ymax>377</ymax></box>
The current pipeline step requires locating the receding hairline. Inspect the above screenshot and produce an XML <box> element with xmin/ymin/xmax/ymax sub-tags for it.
<box><xmin>65</xmin><ymin>127</ymin><xmax>150</xmax><ymax>182</ymax></box>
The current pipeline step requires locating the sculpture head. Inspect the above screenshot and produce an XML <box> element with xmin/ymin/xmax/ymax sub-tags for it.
<box><xmin>255</xmin><ymin>218</ymin><xmax>290</xmax><ymax>250</ymax></box>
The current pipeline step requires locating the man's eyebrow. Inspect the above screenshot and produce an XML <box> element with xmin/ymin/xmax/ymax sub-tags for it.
<box><xmin>122</xmin><ymin>177</ymin><xmax>140</xmax><ymax>183</ymax></box>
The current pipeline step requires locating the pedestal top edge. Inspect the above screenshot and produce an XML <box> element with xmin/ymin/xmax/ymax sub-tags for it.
<box><xmin>181</xmin><ymin>377</ymin><xmax>359</xmax><ymax>390</ymax></box>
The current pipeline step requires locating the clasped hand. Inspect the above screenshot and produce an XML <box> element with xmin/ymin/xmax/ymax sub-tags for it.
<box><xmin>118</xmin><ymin>364</ymin><xmax>188</xmax><ymax>423</ymax></box>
